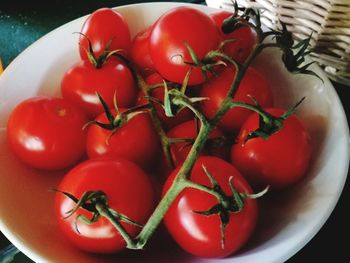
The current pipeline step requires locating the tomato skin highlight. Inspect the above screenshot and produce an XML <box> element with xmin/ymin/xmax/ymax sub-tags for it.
<box><xmin>54</xmin><ymin>158</ymin><xmax>155</xmax><ymax>253</ymax></box>
<box><xmin>200</xmin><ymin>66</ymin><xmax>273</xmax><ymax>134</ymax></box>
<box><xmin>149</xmin><ymin>6</ymin><xmax>221</xmax><ymax>85</ymax></box>
<box><xmin>231</xmin><ymin>108</ymin><xmax>312</xmax><ymax>190</ymax></box>
<box><xmin>86</xmin><ymin>108</ymin><xmax>161</xmax><ymax>170</ymax></box>
<box><xmin>61</xmin><ymin>58</ymin><xmax>137</xmax><ymax>119</ymax></box>
<box><xmin>79</xmin><ymin>8</ymin><xmax>131</xmax><ymax>60</ymax></box>
<box><xmin>163</xmin><ymin>156</ymin><xmax>258</xmax><ymax>258</ymax></box>
<box><xmin>6</xmin><ymin>96</ymin><xmax>88</xmax><ymax>170</ymax></box>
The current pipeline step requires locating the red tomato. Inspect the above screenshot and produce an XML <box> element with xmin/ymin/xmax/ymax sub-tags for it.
<box><xmin>61</xmin><ymin>58</ymin><xmax>137</xmax><ymax>119</ymax></box>
<box><xmin>137</xmin><ymin>73</ymin><xmax>194</xmax><ymax>130</ymax></box>
<box><xmin>79</xmin><ymin>8</ymin><xmax>131</xmax><ymax>60</ymax></box>
<box><xmin>231</xmin><ymin>108</ymin><xmax>312</xmax><ymax>190</ymax></box>
<box><xmin>7</xmin><ymin>96</ymin><xmax>88</xmax><ymax>170</ymax></box>
<box><xmin>55</xmin><ymin>158</ymin><xmax>155</xmax><ymax>253</ymax></box>
<box><xmin>130</xmin><ymin>26</ymin><xmax>155</xmax><ymax>76</ymax></box>
<box><xmin>149</xmin><ymin>6</ymin><xmax>221</xmax><ymax>85</ymax></box>
<box><xmin>211</xmin><ymin>11</ymin><xmax>258</xmax><ymax>63</ymax></box>
<box><xmin>200</xmin><ymin>66</ymin><xmax>273</xmax><ymax>134</ymax></box>
<box><xmin>167</xmin><ymin>120</ymin><xmax>229</xmax><ymax>166</ymax></box>
<box><xmin>163</xmin><ymin>156</ymin><xmax>258</xmax><ymax>258</ymax></box>
<box><xmin>86</xmin><ymin>108</ymin><xmax>161</xmax><ymax>170</ymax></box>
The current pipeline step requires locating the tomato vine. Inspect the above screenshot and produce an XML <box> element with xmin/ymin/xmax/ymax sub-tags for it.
<box><xmin>54</xmin><ymin>2</ymin><xmax>318</xmax><ymax>254</ymax></box>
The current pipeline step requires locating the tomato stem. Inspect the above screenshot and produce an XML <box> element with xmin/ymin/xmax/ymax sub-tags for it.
<box><xmin>112</xmin><ymin>10</ymin><xmax>316</xmax><ymax>250</ymax></box>
<box><xmin>172</xmin><ymin>94</ymin><xmax>209</xmax><ymax>128</ymax></box>
<box><xmin>227</xmin><ymin>100</ymin><xmax>271</xmax><ymax>121</ymax></box>
<box><xmin>132</xmin><ymin>34</ymin><xmax>267</xmax><ymax>251</ymax></box>
<box><xmin>168</xmin><ymin>137</ymin><xmax>194</xmax><ymax>144</ymax></box>
<box><xmin>135</xmin><ymin>73</ymin><xmax>175</xmax><ymax>169</ymax></box>
<box><xmin>228</xmin><ymin>98</ymin><xmax>306</xmax><ymax>141</ymax></box>
<box><xmin>209</xmin><ymin>43</ymin><xmax>267</xmax><ymax>129</ymax></box>
<box><xmin>136</xmin><ymin>178</ymin><xmax>186</xmax><ymax>248</ymax></box>
<box><xmin>184</xmin><ymin>180</ymin><xmax>222</xmax><ymax>200</ymax></box>
<box><xmin>95</xmin><ymin>203</ymin><xmax>139</xmax><ymax>249</ymax></box>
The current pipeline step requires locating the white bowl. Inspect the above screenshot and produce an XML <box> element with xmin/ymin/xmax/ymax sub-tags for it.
<box><xmin>0</xmin><ymin>2</ymin><xmax>349</xmax><ymax>263</ymax></box>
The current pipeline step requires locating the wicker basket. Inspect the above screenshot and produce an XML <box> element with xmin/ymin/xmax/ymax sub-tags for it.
<box><xmin>206</xmin><ymin>0</ymin><xmax>350</xmax><ymax>85</ymax></box>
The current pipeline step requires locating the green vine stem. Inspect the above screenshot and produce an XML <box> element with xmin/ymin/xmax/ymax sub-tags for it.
<box><xmin>227</xmin><ymin>100</ymin><xmax>272</xmax><ymax>121</ymax></box>
<box><xmin>132</xmin><ymin>20</ymin><xmax>316</xmax><ymax>249</ymax></box>
<box><xmin>184</xmin><ymin>180</ymin><xmax>222</xmax><ymax>200</ymax></box>
<box><xmin>136</xmin><ymin>98</ymin><xmax>213</xmax><ymax>248</ymax></box>
<box><xmin>135</xmin><ymin>73</ymin><xmax>176</xmax><ymax>169</ymax></box>
<box><xmin>133</xmin><ymin>45</ymin><xmax>265</xmax><ymax>249</ymax></box>
<box><xmin>95</xmin><ymin>203</ymin><xmax>139</xmax><ymax>249</ymax></box>
<box><xmin>123</xmin><ymin>35</ymin><xmax>270</xmax><ymax>251</ymax></box>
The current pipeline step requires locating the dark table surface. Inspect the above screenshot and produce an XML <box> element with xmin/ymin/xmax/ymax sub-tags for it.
<box><xmin>0</xmin><ymin>1</ymin><xmax>349</xmax><ymax>262</ymax></box>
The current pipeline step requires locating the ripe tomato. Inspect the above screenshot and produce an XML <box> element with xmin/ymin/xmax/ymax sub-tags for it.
<box><xmin>86</xmin><ymin>108</ymin><xmax>161</xmax><ymax>170</ymax></box>
<box><xmin>130</xmin><ymin>26</ymin><xmax>155</xmax><ymax>76</ymax></box>
<box><xmin>200</xmin><ymin>65</ymin><xmax>273</xmax><ymax>134</ymax></box>
<box><xmin>230</xmin><ymin>108</ymin><xmax>312</xmax><ymax>190</ymax></box>
<box><xmin>7</xmin><ymin>96</ymin><xmax>88</xmax><ymax>170</ymax></box>
<box><xmin>79</xmin><ymin>8</ymin><xmax>131</xmax><ymax>60</ymax></box>
<box><xmin>61</xmin><ymin>57</ymin><xmax>137</xmax><ymax>119</ymax></box>
<box><xmin>137</xmin><ymin>73</ymin><xmax>193</xmax><ymax>130</ymax></box>
<box><xmin>149</xmin><ymin>6</ymin><xmax>221</xmax><ymax>85</ymax></box>
<box><xmin>163</xmin><ymin>156</ymin><xmax>258</xmax><ymax>258</ymax></box>
<box><xmin>211</xmin><ymin>11</ymin><xmax>258</xmax><ymax>63</ymax></box>
<box><xmin>167</xmin><ymin>120</ymin><xmax>229</xmax><ymax>166</ymax></box>
<box><xmin>54</xmin><ymin>158</ymin><xmax>155</xmax><ymax>253</ymax></box>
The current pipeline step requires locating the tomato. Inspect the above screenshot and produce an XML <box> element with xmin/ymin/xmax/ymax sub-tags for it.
<box><xmin>211</xmin><ymin>11</ymin><xmax>258</xmax><ymax>63</ymax></box>
<box><xmin>54</xmin><ymin>158</ymin><xmax>155</xmax><ymax>253</ymax></box>
<box><xmin>230</xmin><ymin>108</ymin><xmax>312</xmax><ymax>190</ymax></box>
<box><xmin>130</xmin><ymin>26</ymin><xmax>155</xmax><ymax>76</ymax></box>
<box><xmin>6</xmin><ymin>96</ymin><xmax>88</xmax><ymax>170</ymax></box>
<box><xmin>199</xmin><ymin>65</ymin><xmax>273</xmax><ymax>134</ymax></box>
<box><xmin>149</xmin><ymin>6</ymin><xmax>221</xmax><ymax>85</ymax></box>
<box><xmin>137</xmin><ymin>73</ymin><xmax>194</xmax><ymax>130</ymax></box>
<box><xmin>167</xmin><ymin>120</ymin><xmax>229</xmax><ymax>166</ymax></box>
<box><xmin>61</xmin><ymin>57</ymin><xmax>137</xmax><ymax>119</ymax></box>
<box><xmin>163</xmin><ymin>156</ymin><xmax>258</xmax><ymax>258</ymax></box>
<box><xmin>86</xmin><ymin>108</ymin><xmax>161</xmax><ymax>170</ymax></box>
<box><xmin>79</xmin><ymin>8</ymin><xmax>131</xmax><ymax>60</ymax></box>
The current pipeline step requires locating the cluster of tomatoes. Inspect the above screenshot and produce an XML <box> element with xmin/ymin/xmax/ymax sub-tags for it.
<box><xmin>6</xmin><ymin>5</ymin><xmax>312</xmax><ymax>259</ymax></box>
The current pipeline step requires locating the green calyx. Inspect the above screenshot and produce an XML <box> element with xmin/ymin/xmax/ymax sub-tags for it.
<box><xmin>244</xmin><ymin>97</ymin><xmax>306</xmax><ymax>142</ymax></box>
<box><xmin>84</xmin><ymin>93</ymin><xmax>148</xmax><ymax>142</ymax></box>
<box><xmin>221</xmin><ymin>1</ymin><xmax>260</xmax><ymax>35</ymax></box>
<box><xmin>263</xmin><ymin>23</ymin><xmax>323</xmax><ymax>82</ymax></box>
<box><xmin>193</xmin><ymin>165</ymin><xmax>267</xmax><ymax>249</ymax></box>
<box><xmin>163</xmin><ymin>87</ymin><xmax>207</xmax><ymax>118</ymax></box>
<box><xmin>180</xmin><ymin>41</ymin><xmax>227</xmax><ymax>81</ymax></box>
<box><xmin>53</xmin><ymin>189</ymin><xmax>142</xmax><ymax>234</ymax></box>
<box><xmin>78</xmin><ymin>32</ymin><xmax>123</xmax><ymax>69</ymax></box>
